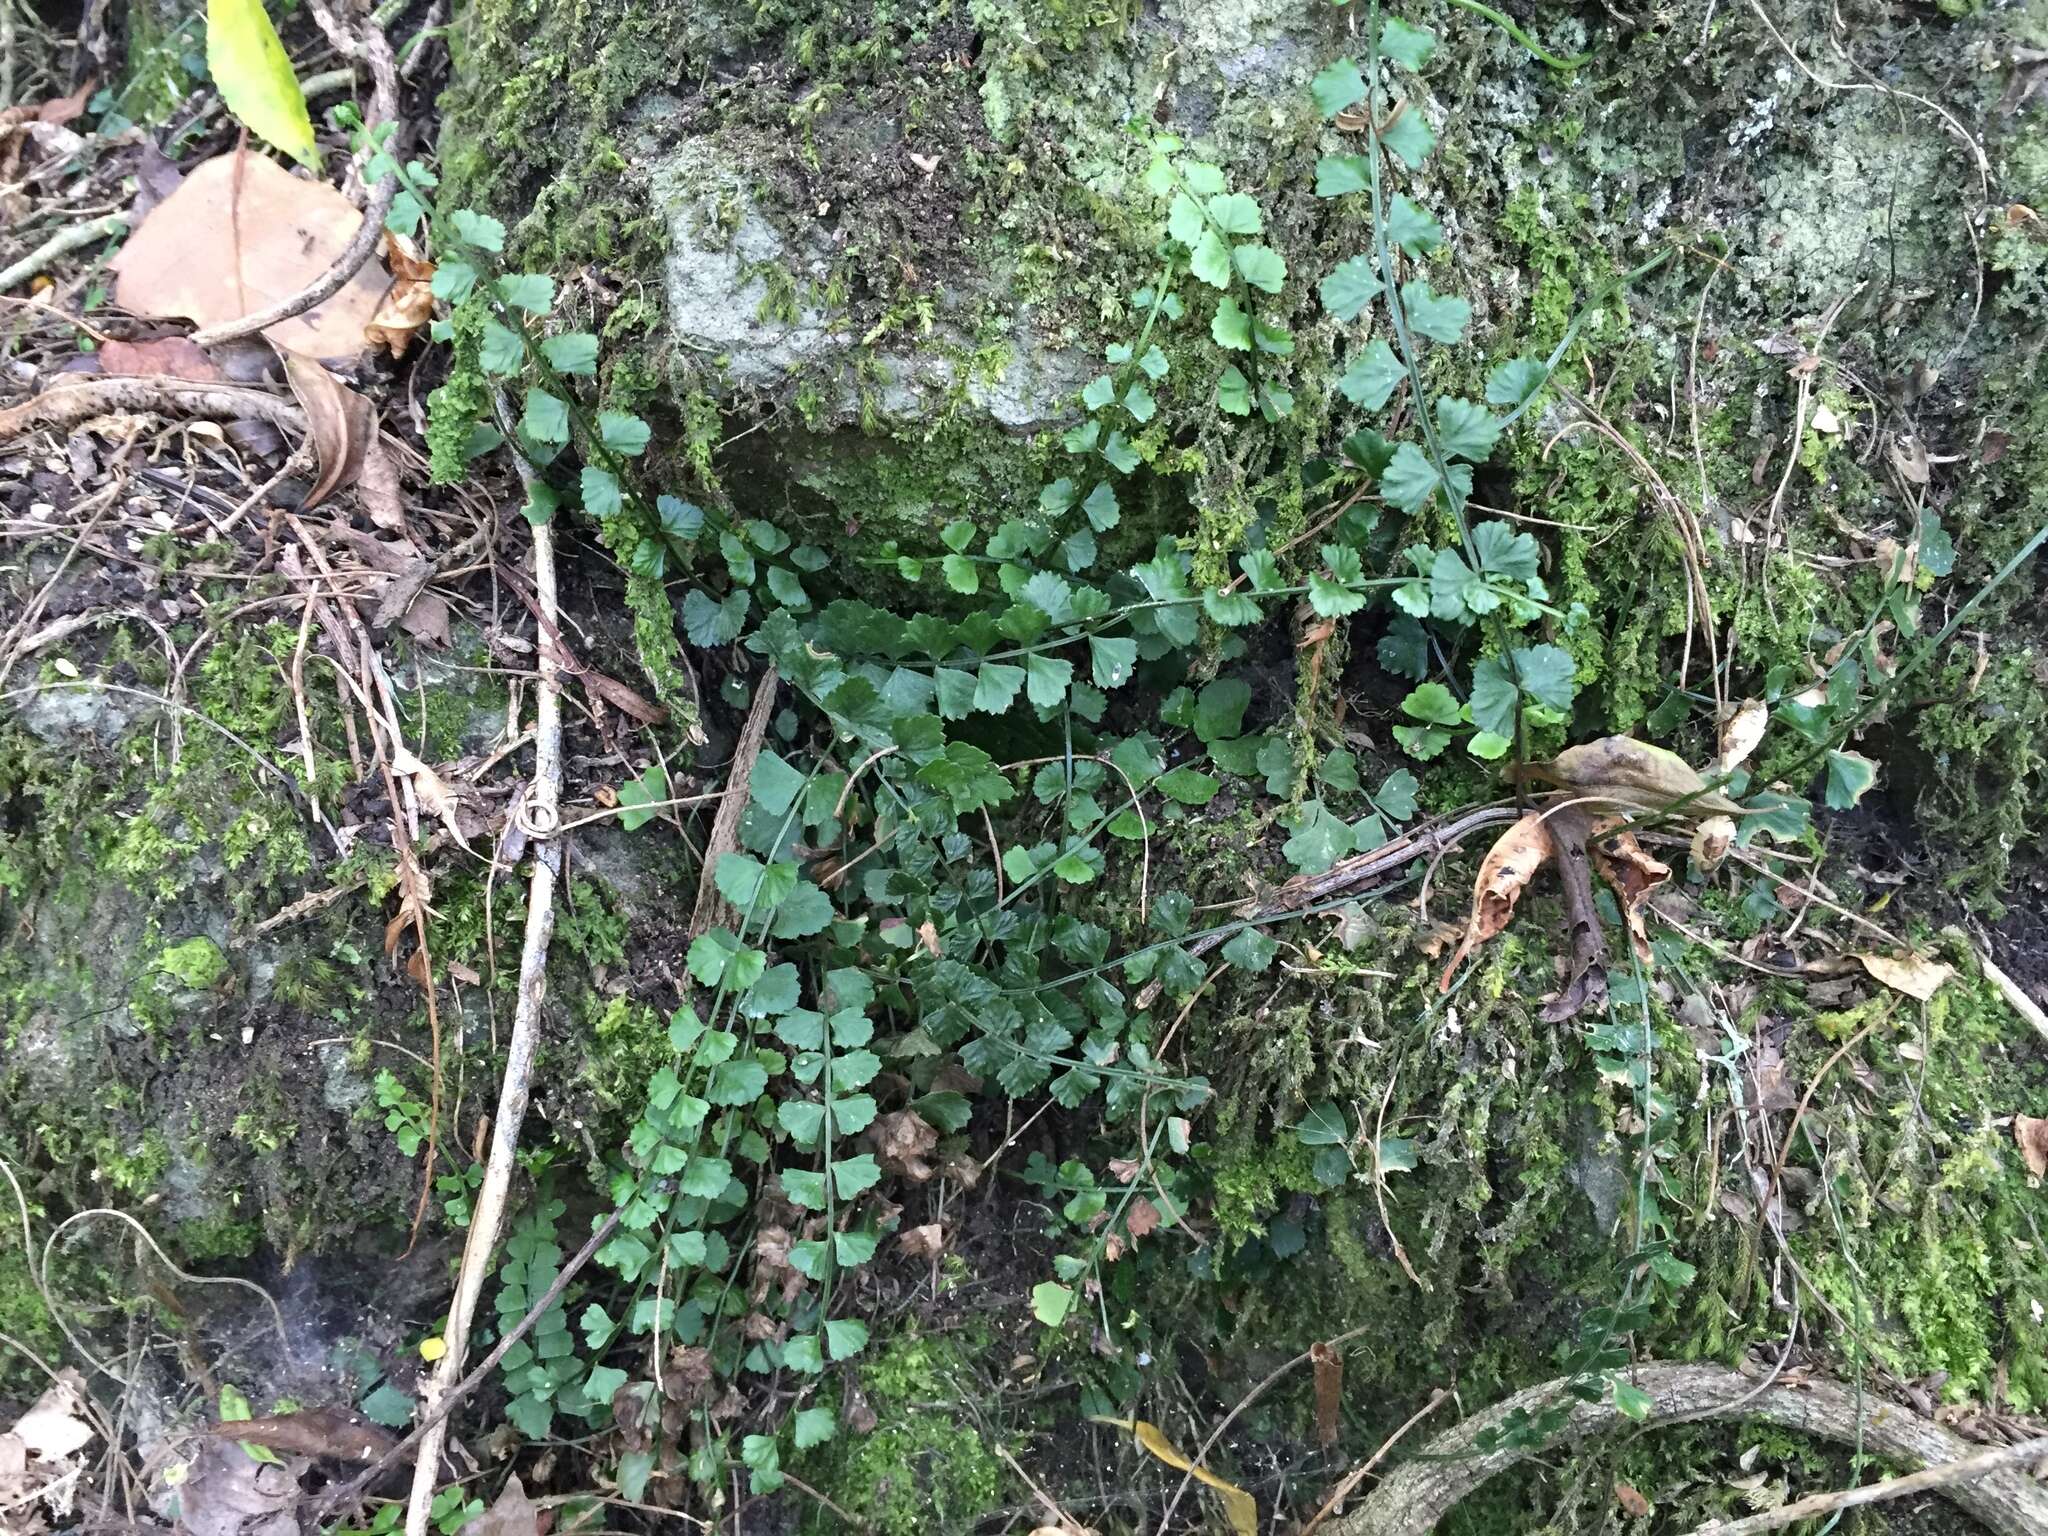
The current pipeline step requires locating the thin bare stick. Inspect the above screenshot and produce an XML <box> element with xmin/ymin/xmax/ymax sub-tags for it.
<box><xmin>311</xmin><ymin>1202</ymin><xmax>627</xmax><ymax>1526</ymax></box>
<box><xmin>1157</xmin><ymin>1324</ymin><xmax>1376</xmax><ymax>1530</ymax></box>
<box><xmin>1686</xmin><ymin>1436</ymin><xmax>2048</xmax><ymax>1536</ymax></box>
<box><xmin>400</xmin><ymin>505</ymin><xmax>565</xmax><ymax>1536</ymax></box>
<box><xmin>1299</xmin><ymin>1387</ymin><xmax>1452</xmax><ymax>1536</ymax></box>
<box><xmin>688</xmin><ymin>667</ymin><xmax>779</xmax><ymax>937</ymax></box>
<box><xmin>0</xmin><ymin>213</ymin><xmax>128</xmax><ymax>293</ymax></box>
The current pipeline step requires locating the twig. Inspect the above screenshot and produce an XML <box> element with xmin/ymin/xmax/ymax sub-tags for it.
<box><xmin>0</xmin><ymin>213</ymin><xmax>127</xmax><ymax>293</ymax></box>
<box><xmin>688</xmin><ymin>666</ymin><xmax>779</xmax><ymax>937</ymax></box>
<box><xmin>1761</xmin><ymin>1014</ymin><xmax>1884</xmax><ymax>1216</ymax></box>
<box><xmin>1370</xmin><ymin>1070</ymin><xmax>1425</xmax><ymax>1288</ymax></box>
<box><xmin>1157</xmin><ymin>1324</ymin><xmax>1376</xmax><ymax>1530</ymax></box>
<box><xmin>771</xmin><ymin>1472</ymin><xmax>869</xmax><ymax>1531</ymax></box>
<box><xmin>309</xmin><ymin>1202</ymin><xmax>628</xmax><ymax>1525</ymax></box>
<box><xmin>400</xmin><ymin>496</ymin><xmax>566</xmax><ymax>1536</ymax></box>
<box><xmin>1299</xmin><ymin>1387</ymin><xmax>1451</xmax><ymax>1536</ymax></box>
<box><xmin>1687</xmin><ymin>1436</ymin><xmax>2048</xmax><ymax>1536</ymax></box>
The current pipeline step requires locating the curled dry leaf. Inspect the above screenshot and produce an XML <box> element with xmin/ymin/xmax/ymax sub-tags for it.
<box><xmin>279</xmin><ymin>349</ymin><xmax>373</xmax><ymax>509</ymax></box>
<box><xmin>1125</xmin><ymin>1196</ymin><xmax>1161</xmax><ymax>1241</ymax></box>
<box><xmin>871</xmin><ymin>1110</ymin><xmax>938</xmax><ymax>1180</ymax></box>
<box><xmin>1855</xmin><ymin>950</ymin><xmax>1955</xmax><ymax>1002</ymax></box>
<box><xmin>1517</xmin><ymin>735</ymin><xmax>1745</xmax><ymax>817</ymax></box>
<box><xmin>2015</xmin><ymin>1117</ymin><xmax>2048</xmax><ymax>1181</ymax></box>
<box><xmin>1691</xmin><ymin>814</ymin><xmax>1737</xmax><ymax>873</ymax></box>
<box><xmin>1715</xmin><ymin>699</ymin><xmax>1768</xmax><ymax>776</ymax></box>
<box><xmin>391</xmin><ymin>745</ymin><xmax>470</xmax><ymax>851</ymax></box>
<box><xmin>365</xmin><ymin>231</ymin><xmax>436</xmax><ymax>359</ymax></box>
<box><xmin>383</xmin><ymin>841</ymin><xmax>435</xmax><ymax>958</ymax></box>
<box><xmin>111</xmin><ymin>152</ymin><xmax>388</xmax><ymax>359</ymax></box>
<box><xmin>1439</xmin><ymin>812</ymin><xmax>1553</xmax><ymax>992</ymax></box>
<box><xmin>899</xmin><ymin>1222</ymin><xmax>945</xmax><ymax>1259</ymax></box>
<box><xmin>1589</xmin><ymin>821</ymin><xmax>1670</xmax><ymax>963</ymax></box>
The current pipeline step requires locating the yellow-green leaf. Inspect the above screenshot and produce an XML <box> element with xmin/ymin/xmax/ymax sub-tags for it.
<box><xmin>207</xmin><ymin>0</ymin><xmax>319</xmax><ymax>168</ymax></box>
<box><xmin>1090</xmin><ymin>1418</ymin><xmax>1256</xmax><ymax>1536</ymax></box>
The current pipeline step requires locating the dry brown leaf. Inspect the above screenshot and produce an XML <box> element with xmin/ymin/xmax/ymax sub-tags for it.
<box><xmin>111</xmin><ymin>152</ymin><xmax>389</xmax><ymax>359</ymax></box>
<box><xmin>1093</xmin><ymin>1419</ymin><xmax>1255</xmax><ymax>1536</ymax></box>
<box><xmin>365</xmin><ymin>232</ymin><xmax>436</xmax><ymax>358</ymax></box>
<box><xmin>871</xmin><ymin>1110</ymin><xmax>938</xmax><ymax>1181</ymax></box>
<box><xmin>97</xmin><ymin>336</ymin><xmax>225</xmax><ymax>382</ymax></box>
<box><xmin>1590</xmin><ymin>822</ymin><xmax>1670</xmax><ymax>963</ymax></box>
<box><xmin>2015</xmin><ymin>1117</ymin><xmax>2048</xmax><ymax>1181</ymax></box>
<box><xmin>391</xmin><ymin>745</ymin><xmax>469</xmax><ymax>850</ymax></box>
<box><xmin>662</xmin><ymin>1346</ymin><xmax>716</xmax><ymax>1406</ymax></box>
<box><xmin>468</xmin><ymin>1475</ymin><xmax>539</xmax><ymax>1536</ymax></box>
<box><xmin>383</xmin><ymin>840</ymin><xmax>435</xmax><ymax>958</ymax></box>
<box><xmin>1125</xmin><ymin>1196</ymin><xmax>1161</xmax><ymax>1241</ymax></box>
<box><xmin>279</xmin><ymin>350</ymin><xmax>374</xmax><ymax>509</ymax></box>
<box><xmin>165</xmin><ymin>1439</ymin><xmax>299</xmax><ymax>1536</ymax></box>
<box><xmin>1311</xmin><ymin>1341</ymin><xmax>1342</xmax><ymax>1448</ymax></box>
<box><xmin>1106</xmin><ymin>1156</ymin><xmax>1142</xmax><ymax>1184</ymax></box>
<box><xmin>357</xmin><ymin>434</ymin><xmax>408</xmax><ymax>533</ymax></box>
<box><xmin>899</xmin><ymin>1223</ymin><xmax>945</xmax><ymax>1259</ymax></box>
<box><xmin>1715</xmin><ymin>699</ymin><xmax>1768</xmax><ymax>776</ymax></box>
<box><xmin>1690</xmin><ymin>814</ymin><xmax>1736</xmax><ymax>873</ymax></box>
<box><xmin>1519</xmin><ymin>736</ymin><xmax>1745</xmax><ymax>817</ymax></box>
<box><xmin>1439</xmin><ymin>812</ymin><xmax>1553</xmax><ymax>991</ymax></box>
<box><xmin>1855</xmin><ymin>951</ymin><xmax>1954</xmax><ymax>1002</ymax></box>
<box><xmin>205</xmin><ymin>1408</ymin><xmax>396</xmax><ymax>1463</ymax></box>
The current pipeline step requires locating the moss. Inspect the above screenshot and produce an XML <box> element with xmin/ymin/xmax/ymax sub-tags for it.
<box><xmin>1789</xmin><ymin>952</ymin><xmax>2048</xmax><ymax>1408</ymax></box>
<box><xmin>799</xmin><ymin>1328</ymin><xmax>1006</xmax><ymax>1535</ymax></box>
<box><xmin>155</xmin><ymin>936</ymin><xmax>227</xmax><ymax>990</ymax></box>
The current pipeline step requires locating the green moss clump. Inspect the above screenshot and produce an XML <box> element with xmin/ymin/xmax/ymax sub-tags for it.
<box><xmin>155</xmin><ymin>936</ymin><xmax>227</xmax><ymax>990</ymax></box>
<box><xmin>799</xmin><ymin>1329</ymin><xmax>1005</xmax><ymax>1535</ymax></box>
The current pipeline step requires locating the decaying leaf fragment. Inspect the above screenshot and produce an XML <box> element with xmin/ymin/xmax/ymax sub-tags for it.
<box><xmin>1439</xmin><ymin>812</ymin><xmax>1553</xmax><ymax>992</ymax></box>
<box><xmin>2015</xmin><ymin>1116</ymin><xmax>2048</xmax><ymax>1181</ymax></box>
<box><xmin>1691</xmin><ymin>814</ymin><xmax>1737</xmax><ymax>872</ymax></box>
<box><xmin>1715</xmin><ymin>699</ymin><xmax>1768</xmax><ymax>776</ymax></box>
<box><xmin>365</xmin><ymin>232</ymin><xmax>436</xmax><ymax>359</ymax></box>
<box><xmin>1590</xmin><ymin>819</ymin><xmax>1671</xmax><ymax>963</ymax></box>
<box><xmin>1855</xmin><ymin>950</ymin><xmax>1954</xmax><ymax>1002</ymax></box>
<box><xmin>279</xmin><ymin>349</ymin><xmax>374</xmax><ymax>508</ymax></box>
<box><xmin>1091</xmin><ymin>1418</ymin><xmax>1256</xmax><ymax>1536</ymax></box>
